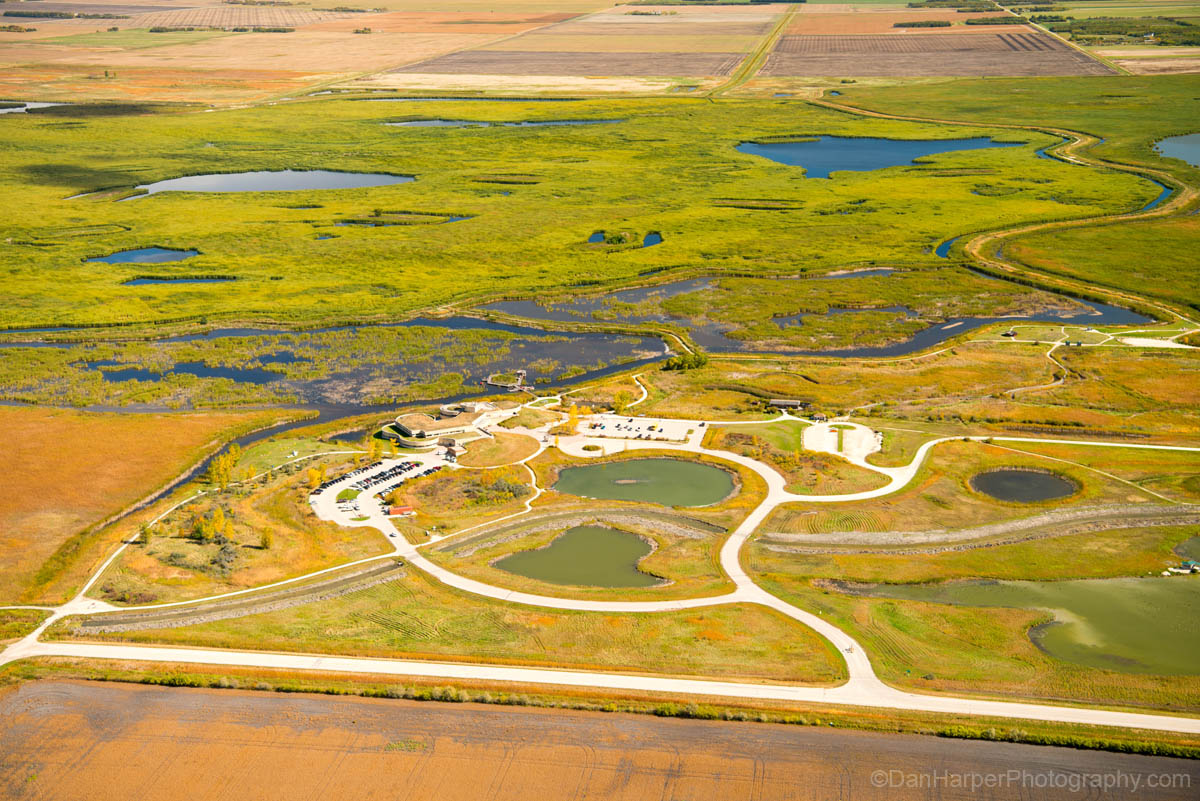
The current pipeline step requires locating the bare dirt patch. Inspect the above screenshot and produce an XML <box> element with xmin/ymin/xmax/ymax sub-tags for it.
<box><xmin>763</xmin><ymin>33</ymin><xmax>1115</xmax><ymax>77</ymax></box>
<box><xmin>393</xmin><ymin>49</ymin><xmax>745</xmax><ymax>77</ymax></box>
<box><xmin>482</xmin><ymin>33</ymin><xmax>759</xmax><ymax>53</ymax></box>
<box><xmin>1110</xmin><ymin>56</ymin><xmax>1200</xmax><ymax>74</ymax></box>
<box><xmin>3</xmin><ymin>681</ymin><xmax>1198</xmax><ymax>801</ymax></box>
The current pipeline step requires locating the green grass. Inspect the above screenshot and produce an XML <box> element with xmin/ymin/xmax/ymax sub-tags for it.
<box><xmin>58</xmin><ymin>568</ymin><xmax>847</xmax><ymax>684</ymax></box>
<box><xmin>39</xmin><ymin>28</ymin><xmax>235</xmax><ymax>50</ymax></box>
<box><xmin>0</xmin><ymin>97</ymin><xmax>1163</xmax><ymax>330</ymax></box>
<box><xmin>718</xmin><ymin>419</ymin><xmax>808</xmax><ymax>451</ymax></box>
<box><xmin>1008</xmin><ymin>216</ymin><xmax>1200</xmax><ymax>311</ymax></box>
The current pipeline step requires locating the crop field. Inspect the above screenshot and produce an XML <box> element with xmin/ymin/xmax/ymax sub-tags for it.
<box><xmin>59</xmin><ymin>568</ymin><xmax>847</xmax><ymax>683</ymax></box>
<box><xmin>762</xmin><ymin>32</ymin><xmax>1116</xmax><ymax>77</ymax></box>
<box><xmin>0</xmin><ymin>405</ymin><xmax>289</xmax><ymax>603</ymax></box>
<box><xmin>13</xmin><ymin>681</ymin><xmax>1199</xmax><ymax>801</ymax></box>
<box><xmin>785</xmin><ymin>9</ymin><xmax>1020</xmax><ymax>36</ymax></box>
<box><xmin>394</xmin><ymin>3</ymin><xmax>786</xmax><ymax>76</ymax></box>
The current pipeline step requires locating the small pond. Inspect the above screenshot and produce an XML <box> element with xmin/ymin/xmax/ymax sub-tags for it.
<box><xmin>969</xmin><ymin>468</ymin><xmax>1078</xmax><ymax>503</ymax></box>
<box><xmin>736</xmin><ymin>136</ymin><xmax>1022</xmax><ymax>179</ymax></box>
<box><xmin>835</xmin><ymin>577</ymin><xmax>1200</xmax><ymax>675</ymax></box>
<box><xmin>643</xmin><ymin>232</ymin><xmax>663</xmax><ymax>248</ymax></box>
<box><xmin>494</xmin><ymin>525</ymin><xmax>661</xmax><ymax>588</ymax></box>
<box><xmin>1155</xmin><ymin>133</ymin><xmax>1200</xmax><ymax>168</ymax></box>
<box><xmin>128</xmin><ymin>170</ymin><xmax>415</xmax><ymax>197</ymax></box>
<box><xmin>553</xmin><ymin>458</ymin><xmax>734</xmax><ymax>507</ymax></box>
<box><xmin>88</xmin><ymin>247</ymin><xmax>199</xmax><ymax>264</ymax></box>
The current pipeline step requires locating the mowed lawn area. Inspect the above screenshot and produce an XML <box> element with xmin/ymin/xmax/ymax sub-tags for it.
<box><xmin>0</xmin><ymin>406</ymin><xmax>288</xmax><ymax>603</ymax></box>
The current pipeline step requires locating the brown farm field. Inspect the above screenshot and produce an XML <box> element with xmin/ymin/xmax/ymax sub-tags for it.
<box><xmin>394</xmin><ymin>49</ymin><xmax>745</xmax><ymax>77</ymax></box>
<box><xmin>0</xmin><ymin>406</ymin><xmax>288</xmax><ymax>603</ymax></box>
<box><xmin>763</xmin><ymin>33</ymin><xmax>1116</xmax><ymax>77</ymax></box>
<box><xmin>6</xmin><ymin>680</ymin><xmax>1199</xmax><ymax>801</ymax></box>
<box><xmin>786</xmin><ymin>10</ymin><xmax>1019</xmax><ymax>36</ymax></box>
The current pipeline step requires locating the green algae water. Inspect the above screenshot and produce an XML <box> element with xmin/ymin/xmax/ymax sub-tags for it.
<box><xmin>553</xmin><ymin>458</ymin><xmax>734</xmax><ymax>507</ymax></box>
<box><xmin>494</xmin><ymin>525</ymin><xmax>660</xmax><ymax>588</ymax></box>
<box><xmin>845</xmin><ymin>577</ymin><xmax>1200</xmax><ymax>674</ymax></box>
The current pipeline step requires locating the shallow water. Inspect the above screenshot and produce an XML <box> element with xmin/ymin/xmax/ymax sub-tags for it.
<box><xmin>736</xmin><ymin>136</ymin><xmax>1022</xmax><ymax>179</ymax></box>
<box><xmin>838</xmin><ymin>577</ymin><xmax>1200</xmax><ymax>674</ymax></box>
<box><xmin>0</xmin><ymin>101</ymin><xmax>67</xmax><ymax>115</ymax></box>
<box><xmin>481</xmin><ymin>274</ymin><xmax>1151</xmax><ymax>357</ymax></box>
<box><xmin>87</xmin><ymin>247</ymin><xmax>198</xmax><ymax>264</ymax></box>
<box><xmin>130</xmin><ymin>170</ymin><xmax>414</xmax><ymax>196</ymax></box>
<box><xmin>553</xmin><ymin>458</ymin><xmax>733</xmax><ymax>507</ymax></box>
<box><xmin>1155</xmin><ymin>132</ymin><xmax>1200</xmax><ymax>167</ymax></box>
<box><xmin>494</xmin><ymin>525</ymin><xmax>660</xmax><ymax>588</ymax></box>
<box><xmin>969</xmin><ymin>468</ymin><xmax>1077</xmax><ymax>503</ymax></box>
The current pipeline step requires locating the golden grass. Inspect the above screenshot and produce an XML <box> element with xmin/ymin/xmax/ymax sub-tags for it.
<box><xmin>0</xmin><ymin>406</ymin><xmax>287</xmax><ymax>603</ymax></box>
<box><xmin>457</xmin><ymin>431</ymin><xmax>540</xmax><ymax>468</ymax></box>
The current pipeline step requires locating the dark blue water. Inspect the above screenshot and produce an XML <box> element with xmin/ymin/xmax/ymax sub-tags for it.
<box><xmin>123</xmin><ymin>277</ymin><xmax>235</xmax><ymax>285</ymax></box>
<box><xmin>444</xmin><ymin>216</ymin><xmax>472</xmax><ymax>223</ymax></box>
<box><xmin>736</xmin><ymin>136</ymin><xmax>1023</xmax><ymax>178</ymax></box>
<box><xmin>1155</xmin><ymin>133</ymin><xmax>1200</xmax><ymax>167</ymax></box>
<box><xmin>934</xmin><ymin>236</ymin><xmax>960</xmax><ymax>258</ymax></box>
<box><xmin>316</xmin><ymin>234</ymin><xmax>334</xmax><ymax>240</ymax></box>
<box><xmin>87</xmin><ymin>247</ymin><xmax>199</xmax><ymax>264</ymax></box>
<box><xmin>1139</xmin><ymin>179</ymin><xmax>1172</xmax><ymax>211</ymax></box>
<box><xmin>643</xmin><ymin>232</ymin><xmax>663</xmax><ymax>248</ymax></box>
<box><xmin>773</xmin><ymin>305</ymin><xmax>916</xmax><ymax>328</ymax></box>
<box><xmin>87</xmin><ymin>352</ymin><xmax>301</xmax><ymax>384</ymax></box>
<box><xmin>128</xmin><ymin>170</ymin><xmax>415</xmax><ymax>197</ymax></box>
<box><xmin>588</xmin><ymin>231</ymin><xmax>605</xmax><ymax>243</ymax></box>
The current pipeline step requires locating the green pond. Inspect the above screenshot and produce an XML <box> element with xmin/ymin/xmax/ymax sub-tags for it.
<box><xmin>494</xmin><ymin>525</ymin><xmax>661</xmax><ymax>588</ymax></box>
<box><xmin>553</xmin><ymin>458</ymin><xmax>734</xmax><ymax>507</ymax></box>
<box><xmin>844</xmin><ymin>577</ymin><xmax>1200</xmax><ymax>675</ymax></box>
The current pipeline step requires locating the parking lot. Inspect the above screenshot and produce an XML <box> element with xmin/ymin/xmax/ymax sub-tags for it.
<box><xmin>582</xmin><ymin>414</ymin><xmax>694</xmax><ymax>443</ymax></box>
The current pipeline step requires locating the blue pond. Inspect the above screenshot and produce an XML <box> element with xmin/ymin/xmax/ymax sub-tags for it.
<box><xmin>123</xmin><ymin>277</ymin><xmax>235</xmax><ymax>286</ymax></box>
<box><xmin>87</xmin><ymin>247</ymin><xmax>198</xmax><ymax>264</ymax></box>
<box><xmin>87</xmin><ymin>354</ymin><xmax>299</xmax><ymax>385</ymax></box>
<box><xmin>643</xmin><ymin>232</ymin><xmax>663</xmax><ymax>248</ymax></box>
<box><xmin>736</xmin><ymin>136</ymin><xmax>1022</xmax><ymax>179</ymax></box>
<box><xmin>588</xmin><ymin>231</ymin><xmax>605</xmax><ymax>244</ymax></box>
<box><xmin>1155</xmin><ymin>133</ymin><xmax>1200</xmax><ymax>167</ymax></box>
<box><xmin>129</xmin><ymin>170</ymin><xmax>414</xmax><ymax>197</ymax></box>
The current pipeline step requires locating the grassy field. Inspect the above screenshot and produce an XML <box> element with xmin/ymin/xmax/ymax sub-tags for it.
<box><xmin>57</xmin><ymin>567</ymin><xmax>847</xmax><ymax>684</ymax></box>
<box><xmin>457</xmin><ymin>431</ymin><xmax>540</xmax><ymax>467</ymax></box>
<box><xmin>0</xmin><ymin>97</ymin><xmax>1162</xmax><ymax>330</ymax></box>
<box><xmin>1007</xmin><ymin>216</ymin><xmax>1200</xmax><ymax>311</ymax></box>
<box><xmin>0</xmin><ymin>405</ymin><xmax>295</xmax><ymax>604</ymax></box>
<box><xmin>386</xmin><ymin>465</ymin><xmax>534</xmax><ymax>535</ymax></box>
<box><xmin>0</xmin><ymin>609</ymin><xmax>50</xmax><ymax>644</ymax></box>
<box><xmin>40</xmin><ymin>29</ymin><xmax>237</xmax><ymax>50</ymax></box>
<box><xmin>987</xmin><ymin>440</ymin><xmax>1200</xmax><ymax>502</ymax></box>
<box><xmin>88</xmin><ymin>456</ymin><xmax>392</xmax><ymax>605</ymax></box>
<box><xmin>705</xmin><ymin>422</ymin><xmax>890</xmax><ymax>496</ymax></box>
<box><xmin>759</xmin><ymin>575</ymin><xmax>1200</xmax><ymax>711</ymax></box>
<box><xmin>759</xmin><ymin>438</ymin><xmax>1160</xmax><ymax>538</ymax></box>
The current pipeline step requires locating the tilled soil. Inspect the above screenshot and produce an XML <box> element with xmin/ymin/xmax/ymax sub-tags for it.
<box><xmin>2</xmin><ymin>680</ymin><xmax>1198</xmax><ymax>800</ymax></box>
<box><xmin>763</xmin><ymin>33</ymin><xmax>1114</xmax><ymax>77</ymax></box>
<box><xmin>393</xmin><ymin>50</ymin><xmax>746</xmax><ymax>77</ymax></box>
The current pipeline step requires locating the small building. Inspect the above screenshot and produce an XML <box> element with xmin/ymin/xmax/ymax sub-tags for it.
<box><xmin>768</xmin><ymin>399</ymin><xmax>809</xmax><ymax>410</ymax></box>
<box><xmin>394</xmin><ymin>410</ymin><xmax>482</xmax><ymax>439</ymax></box>
<box><xmin>388</xmin><ymin>505</ymin><xmax>415</xmax><ymax>517</ymax></box>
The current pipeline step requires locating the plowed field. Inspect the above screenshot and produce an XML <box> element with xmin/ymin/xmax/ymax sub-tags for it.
<box><xmin>763</xmin><ymin>32</ymin><xmax>1115</xmax><ymax>77</ymax></box>
<box><xmin>3</xmin><ymin>681</ymin><xmax>1198</xmax><ymax>801</ymax></box>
